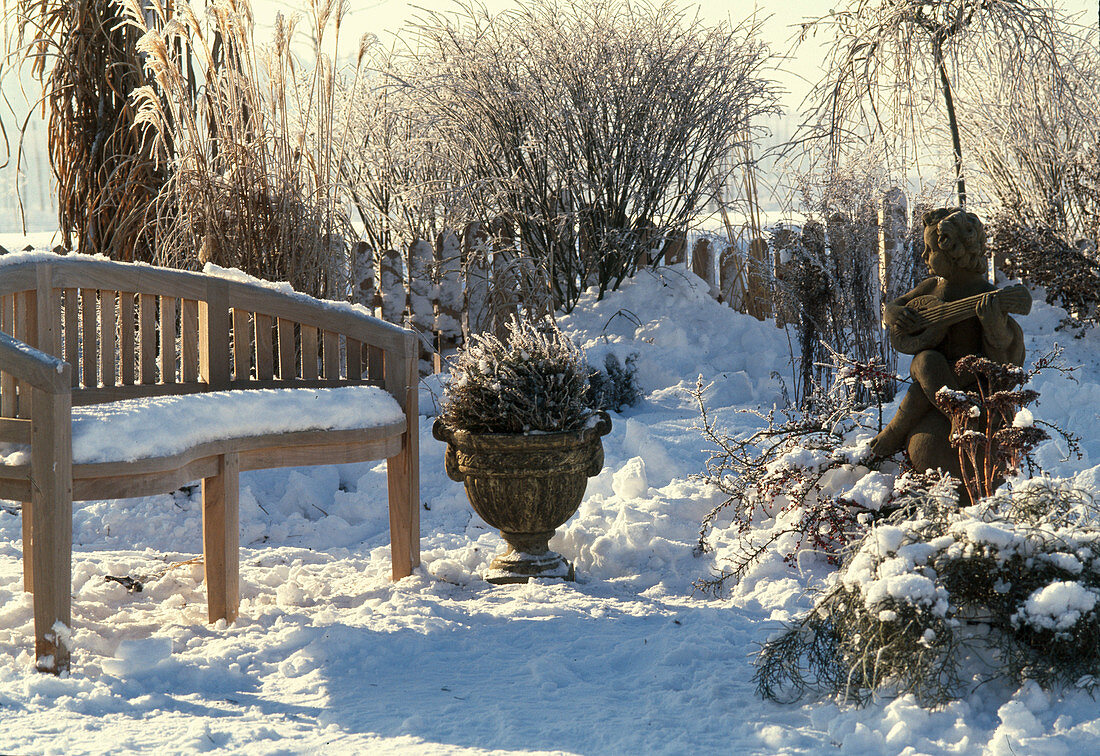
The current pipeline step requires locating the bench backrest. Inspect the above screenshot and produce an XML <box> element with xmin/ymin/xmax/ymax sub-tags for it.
<box><xmin>0</xmin><ymin>254</ymin><xmax>416</xmax><ymax>419</ymax></box>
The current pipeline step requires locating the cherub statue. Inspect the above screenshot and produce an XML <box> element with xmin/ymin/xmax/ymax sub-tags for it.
<box><xmin>870</xmin><ymin>208</ymin><xmax>1031</xmax><ymax>475</ymax></box>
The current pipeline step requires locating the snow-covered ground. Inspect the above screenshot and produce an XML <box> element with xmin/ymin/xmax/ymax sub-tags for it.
<box><xmin>0</xmin><ymin>253</ymin><xmax>1099</xmax><ymax>754</ymax></box>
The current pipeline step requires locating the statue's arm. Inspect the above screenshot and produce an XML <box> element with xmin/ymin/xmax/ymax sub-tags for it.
<box><xmin>985</xmin><ymin>316</ymin><xmax>1025</xmax><ymax>366</ymax></box>
<box><xmin>977</xmin><ymin>291</ymin><xmax>1024</xmax><ymax>364</ymax></box>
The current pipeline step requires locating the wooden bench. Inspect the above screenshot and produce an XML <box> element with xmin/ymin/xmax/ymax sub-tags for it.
<box><xmin>0</xmin><ymin>253</ymin><xmax>420</xmax><ymax>673</ymax></box>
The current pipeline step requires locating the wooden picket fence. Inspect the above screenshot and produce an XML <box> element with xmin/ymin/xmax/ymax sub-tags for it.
<box><xmin>351</xmin><ymin>189</ymin><xmax>916</xmax><ymax>372</ymax></box>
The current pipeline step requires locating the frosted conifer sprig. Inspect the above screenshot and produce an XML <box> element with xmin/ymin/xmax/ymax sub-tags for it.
<box><xmin>439</xmin><ymin>314</ymin><xmax>593</xmax><ymax>434</ymax></box>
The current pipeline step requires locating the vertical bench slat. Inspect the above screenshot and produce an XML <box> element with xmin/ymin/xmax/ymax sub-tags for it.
<box><xmin>139</xmin><ymin>294</ymin><xmax>157</xmax><ymax>385</ymax></box>
<box><xmin>63</xmin><ymin>289</ymin><xmax>79</xmax><ymax>388</ymax></box>
<box><xmin>2</xmin><ymin>295</ymin><xmax>15</xmax><ymax>416</ymax></box>
<box><xmin>24</xmin><ymin>268</ymin><xmax>60</xmax><ymax>602</ymax></box>
<box><xmin>119</xmin><ymin>293</ymin><xmax>136</xmax><ymax>386</ymax></box>
<box><xmin>29</xmin><ymin>378</ymin><xmax>73</xmax><ymax>674</ymax></box>
<box><xmin>346</xmin><ymin>338</ymin><xmax>362</xmax><ymax>380</ymax></box>
<box><xmin>254</xmin><ymin>313</ymin><xmax>273</xmax><ymax>381</ymax></box>
<box><xmin>322</xmin><ymin>330</ymin><xmax>339</xmax><ymax>380</ymax></box>
<box><xmin>200</xmin><ymin>282</ymin><xmax>231</xmax><ymax>390</ymax></box>
<box><xmin>277</xmin><ymin>318</ymin><xmax>295</xmax><ymax>380</ymax></box>
<box><xmin>232</xmin><ymin>309</ymin><xmax>251</xmax><ymax>381</ymax></box>
<box><xmin>16</xmin><ymin>291</ymin><xmax>37</xmax><ymax>418</ymax></box>
<box><xmin>99</xmin><ymin>291</ymin><xmax>117</xmax><ymax>387</ymax></box>
<box><xmin>36</xmin><ymin>267</ymin><xmax>60</xmax><ymax>358</ymax></box>
<box><xmin>368</xmin><ymin>344</ymin><xmax>384</xmax><ymax>382</ymax></box>
<box><xmin>181</xmin><ymin>299</ymin><xmax>199</xmax><ymax>383</ymax></box>
<box><xmin>22</xmin><ymin>498</ymin><xmax>32</xmax><ymax>592</ymax></box>
<box><xmin>301</xmin><ymin>325</ymin><xmax>318</xmax><ymax>380</ymax></box>
<box><xmin>80</xmin><ymin>289</ymin><xmax>97</xmax><ymax>388</ymax></box>
<box><xmin>160</xmin><ymin>297</ymin><xmax>177</xmax><ymax>384</ymax></box>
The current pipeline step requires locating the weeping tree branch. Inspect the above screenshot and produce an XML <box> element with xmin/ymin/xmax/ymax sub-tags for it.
<box><xmin>797</xmin><ymin>0</ymin><xmax>1078</xmax><ymax>208</ymax></box>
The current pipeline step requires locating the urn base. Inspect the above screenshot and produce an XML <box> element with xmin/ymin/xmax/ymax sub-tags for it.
<box><xmin>484</xmin><ymin>544</ymin><xmax>575</xmax><ymax>584</ymax></box>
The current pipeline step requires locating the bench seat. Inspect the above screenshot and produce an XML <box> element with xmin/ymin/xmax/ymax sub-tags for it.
<box><xmin>0</xmin><ymin>385</ymin><xmax>406</xmax><ymax>499</ymax></box>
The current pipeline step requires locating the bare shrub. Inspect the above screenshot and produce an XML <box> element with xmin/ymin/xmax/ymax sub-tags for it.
<box><xmin>691</xmin><ymin>352</ymin><xmax>902</xmax><ymax>596</ymax></box>
<box><xmin>339</xmin><ymin>41</ymin><xmax>468</xmax><ymax>264</ymax></box>
<box><xmin>798</xmin><ymin>0</ymin><xmax>1078</xmax><ymax>207</ymax></box>
<box><xmin>988</xmin><ymin>216</ymin><xmax>1100</xmax><ymax>334</ymax></box>
<box><xmin>772</xmin><ymin>159</ymin><xmax>925</xmax><ymax>406</ymax></box>
<box><xmin>962</xmin><ymin>26</ymin><xmax>1100</xmax><ymax>247</ymax></box>
<box><xmin>389</xmin><ymin>0</ymin><xmax>778</xmax><ymax>311</ymax></box>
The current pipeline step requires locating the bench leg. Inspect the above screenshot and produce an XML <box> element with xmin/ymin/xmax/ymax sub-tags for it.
<box><xmin>30</xmin><ymin>495</ymin><xmax>72</xmax><ymax>674</ymax></box>
<box><xmin>22</xmin><ymin>501</ymin><xmax>32</xmax><ymax>593</ymax></box>
<box><xmin>203</xmin><ymin>452</ymin><xmax>240</xmax><ymax>623</ymax></box>
<box><xmin>30</xmin><ymin>389</ymin><xmax>73</xmax><ymax>674</ymax></box>
<box><xmin>387</xmin><ymin>429</ymin><xmax>420</xmax><ymax>580</ymax></box>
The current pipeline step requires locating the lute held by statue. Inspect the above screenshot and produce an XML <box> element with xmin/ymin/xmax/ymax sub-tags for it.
<box><xmin>889</xmin><ymin>283</ymin><xmax>1032</xmax><ymax>353</ymax></box>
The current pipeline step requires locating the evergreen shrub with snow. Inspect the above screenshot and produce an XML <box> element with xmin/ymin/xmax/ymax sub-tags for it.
<box><xmin>586</xmin><ymin>353</ymin><xmax>642</xmax><ymax>413</ymax></box>
<box><xmin>755</xmin><ymin>478</ymin><xmax>1100</xmax><ymax>708</ymax></box>
<box><xmin>439</xmin><ymin>314</ymin><xmax>594</xmax><ymax>434</ymax></box>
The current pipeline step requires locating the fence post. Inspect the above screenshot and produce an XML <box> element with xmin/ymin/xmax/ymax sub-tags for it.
<box><xmin>634</xmin><ymin>220</ymin><xmax>657</xmax><ymax>270</ymax></box>
<box><xmin>407</xmin><ymin>238</ymin><xmax>435</xmax><ymax>371</ymax></box>
<box><xmin>663</xmin><ymin>231</ymin><xmax>686</xmax><ymax>267</ymax></box>
<box><xmin>576</xmin><ymin>205</ymin><xmax>600</xmax><ymax>290</ymax></box>
<box><xmin>746</xmin><ymin>237</ymin><xmax>771</xmax><ymax>321</ymax></box>
<box><xmin>718</xmin><ymin>245</ymin><xmax>745</xmax><ymax>311</ymax></box>
<box><xmin>379</xmin><ymin>249</ymin><xmax>406</xmax><ymax>325</ymax></box>
<box><xmin>463</xmin><ymin>221</ymin><xmax>491</xmax><ymax>340</ymax></box>
<box><xmin>435</xmin><ymin>230</ymin><xmax>463</xmax><ymax>372</ymax></box>
<box><xmin>351</xmin><ymin>241</ymin><xmax>376</xmax><ymax>312</ymax></box>
<box><xmin>691</xmin><ymin>237</ymin><xmax>715</xmax><ymax>293</ymax></box>
<box><xmin>490</xmin><ymin>216</ymin><xmax>519</xmax><ymax>340</ymax></box>
<box><xmin>878</xmin><ymin>188</ymin><xmax>909</xmax><ymax>317</ymax></box>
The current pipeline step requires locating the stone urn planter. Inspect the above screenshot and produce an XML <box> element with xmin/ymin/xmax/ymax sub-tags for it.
<box><xmin>433</xmin><ymin>411</ymin><xmax>612</xmax><ymax>583</ymax></box>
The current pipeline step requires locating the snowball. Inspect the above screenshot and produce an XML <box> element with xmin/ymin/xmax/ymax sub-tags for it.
<box><xmin>871</xmin><ymin>526</ymin><xmax>909</xmax><ymax>556</ymax></box>
<box><xmin>1042</xmin><ymin>552</ymin><xmax>1084</xmax><ymax>575</ymax></box>
<box><xmin>612</xmin><ymin>457</ymin><xmax>649</xmax><ymax>500</ymax></box>
<box><xmin>1018</xmin><ymin>581</ymin><xmax>1099</xmax><ymax>631</ymax></box>
<box><xmin>846</xmin><ymin>472</ymin><xmax>895</xmax><ymax>511</ymax></box>
<box><xmin>864</xmin><ymin>573</ymin><xmax>940</xmax><ymax>608</ymax></box>
<box><xmin>957</xmin><ymin>521</ymin><xmax>1023</xmax><ymax>551</ymax></box>
<box><xmin>1013</xmin><ymin>408</ymin><xmax>1035</xmax><ymax>428</ymax></box>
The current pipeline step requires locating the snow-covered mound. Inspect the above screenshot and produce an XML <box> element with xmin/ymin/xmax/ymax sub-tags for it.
<box><xmin>0</xmin><ymin>262</ymin><xmax>1098</xmax><ymax>754</ymax></box>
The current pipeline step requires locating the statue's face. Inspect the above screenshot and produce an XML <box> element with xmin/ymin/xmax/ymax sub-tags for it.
<box><xmin>922</xmin><ymin>226</ymin><xmax>957</xmax><ymax>278</ymax></box>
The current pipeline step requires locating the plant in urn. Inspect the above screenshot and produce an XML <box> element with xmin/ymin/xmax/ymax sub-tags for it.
<box><xmin>433</xmin><ymin>314</ymin><xmax>611</xmax><ymax>583</ymax></box>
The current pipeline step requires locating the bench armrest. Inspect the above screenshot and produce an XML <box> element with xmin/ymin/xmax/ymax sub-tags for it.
<box><xmin>0</xmin><ymin>331</ymin><xmax>72</xmax><ymax>395</ymax></box>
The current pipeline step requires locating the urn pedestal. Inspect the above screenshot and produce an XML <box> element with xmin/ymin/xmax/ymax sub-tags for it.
<box><xmin>433</xmin><ymin>412</ymin><xmax>612</xmax><ymax>584</ymax></box>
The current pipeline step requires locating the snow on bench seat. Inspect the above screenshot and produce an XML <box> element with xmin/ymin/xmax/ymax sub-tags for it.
<box><xmin>0</xmin><ymin>385</ymin><xmax>404</xmax><ymax>466</ymax></box>
<box><xmin>69</xmin><ymin>385</ymin><xmax>403</xmax><ymax>465</ymax></box>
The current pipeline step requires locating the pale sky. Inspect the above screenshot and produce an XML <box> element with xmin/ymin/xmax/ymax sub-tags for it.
<box><xmin>284</xmin><ymin>0</ymin><xmax>1098</xmax><ymax>108</ymax></box>
<box><xmin>1</xmin><ymin>0</ymin><xmax>1096</xmax><ymax>228</ymax></box>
